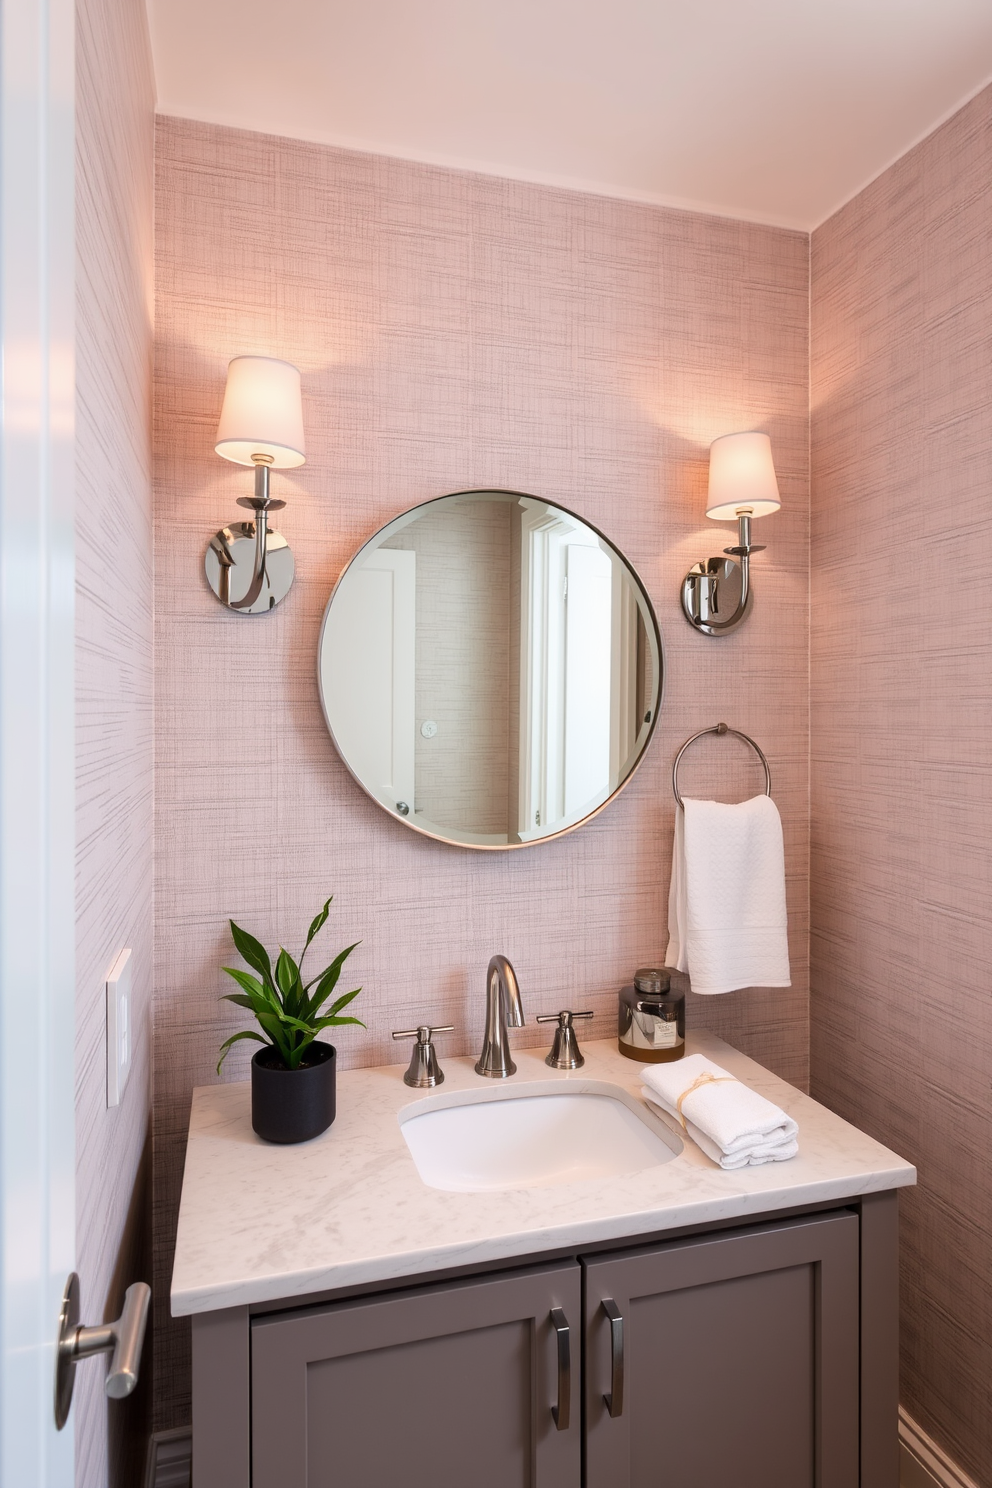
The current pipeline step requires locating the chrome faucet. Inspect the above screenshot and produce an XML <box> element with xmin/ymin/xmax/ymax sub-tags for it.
<box><xmin>475</xmin><ymin>955</ymin><xmax>524</xmax><ymax>1078</ymax></box>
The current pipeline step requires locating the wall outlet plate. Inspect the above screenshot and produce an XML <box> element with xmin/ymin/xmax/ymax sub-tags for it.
<box><xmin>107</xmin><ymin>947</ymin><xmax>133</xmax><ymax>1108</ymax></box>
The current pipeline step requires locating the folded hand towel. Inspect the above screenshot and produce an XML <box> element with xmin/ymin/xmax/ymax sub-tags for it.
<box><xmin>641</xmin><ymin>1054</ymin><xmax>798</xmax><ymax>1170</ymax></box>
<box><xmin>665</xmin><ymin>794</ymin><xmax>791</xmax><ymax>995</ymax></box>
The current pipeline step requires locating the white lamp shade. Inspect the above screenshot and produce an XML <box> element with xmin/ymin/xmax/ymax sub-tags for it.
<box><xmin>215</xmin><ymin>356</ymin><xmax>306</xmax><ymax>468</ymax></box>
<box><xmin>705</xmin><ymin>431</ymin><xmax>780</xmax><ymax>520</ymax></box>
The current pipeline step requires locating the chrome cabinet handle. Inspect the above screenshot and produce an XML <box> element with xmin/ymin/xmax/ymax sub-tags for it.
<box><xmin>55</xmin><ymin>1273</ymin><xmax>151</xmax><ymax>1429</ymax></box>
<box><xmin>602</xmin><ymin>1297</ymin><xmax>624</xmax><ymax>1418</ymax></box>
<box><xmin>549</xmin><ymin>1307</ymin><xmax>571</xmax><ymax>1430</ymax></box>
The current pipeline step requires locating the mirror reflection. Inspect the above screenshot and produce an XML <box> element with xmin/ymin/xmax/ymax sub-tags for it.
<box><xmin>318</xmin><ymin>490</ymin><xmax>662</xmax><ymax>848</ymax></box>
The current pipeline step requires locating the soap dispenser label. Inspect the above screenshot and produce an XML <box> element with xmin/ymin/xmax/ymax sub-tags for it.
<box><xmin>653</xmin><ymin>1021</ymin><xmax>678</xmax><ymax>1048</ymax></box>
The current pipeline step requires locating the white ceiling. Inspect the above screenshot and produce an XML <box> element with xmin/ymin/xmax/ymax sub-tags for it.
<box><xmin>147</xmin><ymin>0</ymin><xmax>992</xmax><ymax>230</ymax></box>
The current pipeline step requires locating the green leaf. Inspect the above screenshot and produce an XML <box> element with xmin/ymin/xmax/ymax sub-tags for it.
<box><xmin>328</xmin><ymin>987</ymin><xmax>362</xmax><ymax>1017</ymax></box>
<box><xmin>305</xmin><ymin>943</ymin><xmax>360</xmax><ymax>1017</ymax></box>
<box><xmin>285</xmin><ymin>1032</ymin><xmax>315</xmax><ymax>1070</ymax></box>
<box><xmin>253</xmin><ymin>1009</ymin><xmax>294</xmax><ymax>1064</ymax></box>
<box><xmin>230</xmin><ymin>920</ymin><xmax>275</xmax><ymax>992</ymax></box>
<box><xmin>276</xmin><ymin>1012</ymin><xmax>328</xmax><ymax>1036</ymax></box>
<box><xmin>222</xmin><ymin>966</ymin><xmax>265</xmax><ymax>999</ymax></box>
<box><xmin>216</xmin><ymin>1029</ymin><xmax>267</xmax><ymax>1075</ymax></box>
<box><xmin>311</xmin><ymin>1014</ymin><xmax>365</xmax><ymax>1031</ymax></box>
<box><xmin>303</xmin><ymin>939</ymin><xmax>360</xmax><ymax>994</ymax></box>
<box><xmin>302</xmin><ymin>897</ymin><xmax>333</xmax><ymax>958</ymax></box>
<box><xmin>275</xmin><ymin>948</ymin><xmax>302</xmax><ymax>1016</ymax></box>
<box><xmin>220</xmin><ymin>993</ymin><xmax>257</xmax><ymax>1011</ymax></box>
<box><xmin>223</xmin><ymin>967</ymin><xmax>283</xmax><ymax>1021</ymax></box>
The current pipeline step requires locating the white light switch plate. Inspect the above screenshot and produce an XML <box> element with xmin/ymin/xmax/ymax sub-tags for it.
<box><xmin>106</xmin><ymin>948</ymin><xmax>132</xmax><ymax>1108</ymax></box>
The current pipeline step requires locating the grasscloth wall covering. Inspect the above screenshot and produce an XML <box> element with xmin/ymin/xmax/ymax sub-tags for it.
<box><xmin>153</xmin><ymin>116</ymin><xmax>810</xmax><ymax>1428</ymax></box>
<box><xmin>810</xmin><ymin>83</ymin><xmax>992</xmax><ymax>1486</ymax></box>
<box><xmin>75</xmin><ymin>0</ymin><xmax>154</xmax><ymax>1482</ymax></box>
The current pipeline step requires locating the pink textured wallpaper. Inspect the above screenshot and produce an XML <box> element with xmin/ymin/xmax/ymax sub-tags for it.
<box><xmin>811</xmin><ymin>83</ymin><xmax>992</xmax><ymax>1485</ymax></box>
<box><xmin>153</xmin><ymin>116</ymin><xmax>810</xmax><ymax>1426</ymax></box>
<box><xmin>75</xmin><ymin>0</ymin><xmax>155</xmax><ymax>1482</ymax></box>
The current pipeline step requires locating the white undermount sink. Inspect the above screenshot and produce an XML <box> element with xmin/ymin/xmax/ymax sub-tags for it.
<box><xmin>399</xmin><ymin>1081</ymin><xmax>682</xmax><ymax>1193</ymax></box>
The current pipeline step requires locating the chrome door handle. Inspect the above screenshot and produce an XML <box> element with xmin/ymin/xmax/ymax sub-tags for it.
<box><xmin>549</xmin><ymin>1307</ymin><xmax>570</xmax><ymax>1430</ymax></box>
<box><xmin>602</xmin><ymin>1297</ymin><xmax>624</xmax><ymax>1418</ymax></box>
<box><xmin>55</xmin><ymin>1273</ymin><xmax>151</xmax><ymax>1429</ymax></box>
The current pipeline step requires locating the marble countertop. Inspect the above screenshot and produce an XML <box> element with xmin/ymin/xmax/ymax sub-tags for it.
<box><xmin>171</xmin><ymin>1032</ymin><xmax>916</xmax><ymax>1317</ymax></box>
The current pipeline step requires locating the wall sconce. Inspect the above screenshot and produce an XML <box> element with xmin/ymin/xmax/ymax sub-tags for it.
<box><xmin>204</xmin><ymin>356</ymin><xmax>306</xmax><ymax>613</ymax></box>
<box><xmin>680</xmin><ymin>431</ymin><xmax>780</xmax><ymax>636</ymax></box>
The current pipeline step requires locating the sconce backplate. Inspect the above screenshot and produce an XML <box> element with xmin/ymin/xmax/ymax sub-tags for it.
<box><xmin>681</xmin><ymin>556</ymin><xmax>751</xmax><ymax>636</ymax></box>
<box><xmin>205</xmin><ymin>523</ymin><xmax>294</xmax><ymax>614</ymax></box>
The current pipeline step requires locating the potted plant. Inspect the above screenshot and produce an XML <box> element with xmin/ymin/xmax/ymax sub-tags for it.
<box><xmin>217</xmin><ymin>896</ymin><xmax>364</xmax><ymax>1144</ymax></box>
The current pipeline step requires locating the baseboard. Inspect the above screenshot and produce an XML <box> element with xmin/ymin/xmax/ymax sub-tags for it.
<box><xmin>144</xmin><ymin>1426</ymin><xmax>191</xmax><ymax>1488</ymax></box>
<box><xmin>900</xmin><ymin>1407</ymin><xmax>979</xmax><ymax>1488</ymax></box>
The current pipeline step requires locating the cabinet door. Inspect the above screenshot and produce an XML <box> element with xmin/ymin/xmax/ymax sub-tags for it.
<box><xmin>251</xmin><ymin>1261</ymin><xmax>581</xmax><ymax>1488</ymax></box>
<box><xmin>584</xmin><ymin>1211</ymin><xmax>860</xmax><ymax>1488</ymax></box>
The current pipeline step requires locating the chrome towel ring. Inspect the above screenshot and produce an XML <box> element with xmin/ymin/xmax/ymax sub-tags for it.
<box><xmin>672</xmin><ymin>723</ymin><xmax>772</xmax><ymax>809</ymax></box>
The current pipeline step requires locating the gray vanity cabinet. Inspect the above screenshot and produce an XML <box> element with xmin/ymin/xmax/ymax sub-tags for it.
<box><xmin>249</xmin><ymin>1261</ymin><xmax>581</xmax><ymax>1488</ymax></box>
<box><xmin>191</xmin><ymin>1193</ymin><xmax>898</xmax><ymax>1488</ymax></box>
<box><xmin>583</xmin><ymin>1212</ymin><xmax>861</xmax><ymax>1488</ymax></box>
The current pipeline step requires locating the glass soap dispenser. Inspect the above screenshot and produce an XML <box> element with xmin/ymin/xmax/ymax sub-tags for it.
<box><xmin>618</xmin><ymin>967</ymin><xmax>685</xmax><ymax>1063</ymax></box>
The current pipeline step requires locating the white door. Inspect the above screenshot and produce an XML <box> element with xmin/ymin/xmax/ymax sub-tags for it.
<box><xmin>0</xmin><ymin>0</ymin><xmax>77</xmax><ymax>1482</ymax></box>
<box><xmin>321</xmin><ymin>550</ymin><xmax>417</xmax><ymax>814</ymax></box>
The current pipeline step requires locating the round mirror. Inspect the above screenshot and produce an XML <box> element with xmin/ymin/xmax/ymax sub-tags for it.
<box><xmin>318</xmin><ymin>490</ymin><xmax>663</xmax><ymax>848</ymax></box>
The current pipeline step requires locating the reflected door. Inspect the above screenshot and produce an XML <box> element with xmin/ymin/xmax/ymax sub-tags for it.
<box><xmin>321</xmin><ymin>549</ymin><xmax>416</xmax><ymax>813</ymax></box>
<box><xmin>563</xmin><ymin>542</ymin><xmax>613</xmax><ymax>814</ymax></box>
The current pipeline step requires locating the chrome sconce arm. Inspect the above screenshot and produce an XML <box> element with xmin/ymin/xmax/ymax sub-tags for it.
<box><xmin>209</xmin><ymin>456</ymin><xmax>287</xmax><ymax>613</ymax></box>
<box><xmin>680</xmin><ymin>432</ymin><xmax>781</xmax><ymax>638</ymax></box>
<box><xmin>681</xmin><ymin>510</ymin><xmax>764</xmax><ymax>636</ymax></box>
<box><xmin>204</xmin><ymin>356</ymin><xmax>304</xmax><ymax>615</ymax></box>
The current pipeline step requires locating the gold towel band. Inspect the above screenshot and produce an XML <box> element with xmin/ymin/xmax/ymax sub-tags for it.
<box><xmin>675</xmin><ymin>1071</ymin><xmax>738</xmax><ymax>1129</ymax></box>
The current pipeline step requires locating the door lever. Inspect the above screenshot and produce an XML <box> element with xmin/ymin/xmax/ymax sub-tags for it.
<box><xmin>55</xmin><ymin>1272</ymin><xmax>150</xmax><ymax>1429</ymax></box>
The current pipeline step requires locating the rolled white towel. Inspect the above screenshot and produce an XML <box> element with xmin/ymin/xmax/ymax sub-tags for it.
<box><xmin>641</xmin><ymin>1053</ymin><xmax>798</xmax><ymax>1170</ymax></box>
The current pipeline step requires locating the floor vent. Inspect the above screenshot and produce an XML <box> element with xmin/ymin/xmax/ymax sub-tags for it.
<box><xmin>144</xmin><ymin>1426</ymin><xmax>192</xmax><ymax>1488</ymax></box>
<box><xmin>900</xmin><ymin>1408</ymin><xmax>978</xmax><ymax>1488</ymax></box>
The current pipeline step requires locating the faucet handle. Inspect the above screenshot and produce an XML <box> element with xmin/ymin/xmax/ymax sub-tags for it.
<box><xmin>392</xmin><ymin>1024</ymin><xmax>454</xmax><ymax>1088</ymax></box>
<box><xmin>536</xmin><ymin>1010</ymin><xmax>594</xmax><ymax>1071</ymax></box>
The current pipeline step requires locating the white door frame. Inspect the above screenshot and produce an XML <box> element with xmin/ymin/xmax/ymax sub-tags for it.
<box><xmin>0</xmin><ymin>0</ymin><xmax>76</xmax><ymax>1481</ymax></box>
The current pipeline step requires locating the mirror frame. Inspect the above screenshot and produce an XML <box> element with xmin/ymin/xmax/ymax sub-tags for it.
<box><xmin>317</xmin><ymin>489</ymin><xmax>665</xmax><ymax>850</ymax></box>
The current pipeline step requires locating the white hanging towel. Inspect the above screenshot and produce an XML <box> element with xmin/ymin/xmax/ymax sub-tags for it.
<box><xmin>641</xmin><ymin>1054</ymin><xmax>798</xmax><ymax>1169</ymax></box>
<box><xmin>665</xmin><ymin>794</ymin><xmax>791</xmax><ymax>995</ymax></box>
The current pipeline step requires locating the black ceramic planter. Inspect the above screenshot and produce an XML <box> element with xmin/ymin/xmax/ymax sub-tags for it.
<box><xmin>251</xmin><ymin>1042</ymin><xmax>336</xmax><ymax>1144</ymax></box>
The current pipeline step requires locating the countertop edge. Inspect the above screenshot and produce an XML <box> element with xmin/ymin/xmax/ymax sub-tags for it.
<box><xmin>171</xmin><ymin>1162</ymin><xmax>917</xmax><ymax>1317</ymax></box>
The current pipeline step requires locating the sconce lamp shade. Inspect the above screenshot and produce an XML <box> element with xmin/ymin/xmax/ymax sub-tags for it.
<box><xmin>215</xmin><ymin>356</ymin><xmax>306</xmax><ymax>468</ymax></box>
<box><xmin>705</xmin><ymin>431</ymin><xmax>780</xmax><ymax>520</ymax></box>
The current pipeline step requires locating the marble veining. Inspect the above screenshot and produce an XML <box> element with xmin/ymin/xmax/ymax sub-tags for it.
<box><xmin>171</xmin><ymin>1033</ymin><xmax>914</xmax><ymax>1316</ymax></box>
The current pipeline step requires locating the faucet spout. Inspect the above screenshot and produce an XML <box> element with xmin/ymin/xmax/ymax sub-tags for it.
<box><xmin>475</xmin><ymin>955</ymin><xmax>524</xmax><ymax>1078</ymax></box>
